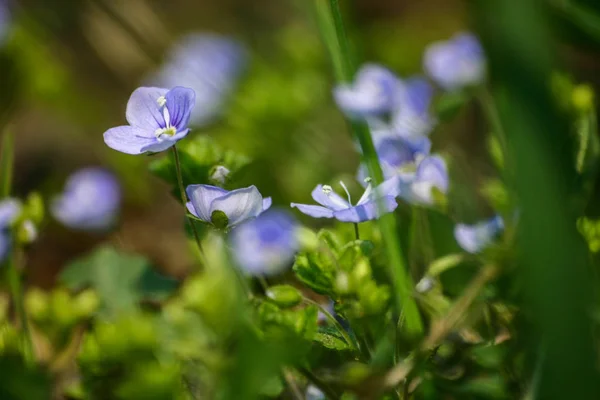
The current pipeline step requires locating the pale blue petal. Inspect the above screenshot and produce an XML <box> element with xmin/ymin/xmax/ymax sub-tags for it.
<box><xmin>393</xmin><ymin>78</ymin><xmax>436</xmax><ymax>139</ymax></box>
<box><xmin>290</xmin><ymin>203</ymin><xmax>334</xmax><ymax>219</ymax></box>
<box><xmin>152</xmin><ymin>34</ymin><xmax>247</xmax><ymax>126</ymax></box>
<box><xmin>454</xmin><ymin>215</ymin><xmax>503</xmax><ymax>254</ymax></box>
<box><xmin>51</xmin><ymin>168</ymin><xmax>121</xmax><ymax>231</ymax></box>
<box><xmin>139</xmin><ymin>129</ymin><xmax>189</xmax><ymax>153</ymax></box>
<box><xmin>376</xmin><ymin>135</ymin><xmax>431</xmax><ymax>169</ymax></box>
<box><xmin>186</xmin><ymin>184</ymin><xmax>229</xmax><ymax>222</ymax></box>
<box><xmin>165</xmin><ymin>86</ymin><xmax>195</xmax><ymax>131</ymax></box>
<box><xmin>424</xmin><ymin>32</ymin><xmax>485</xmax><ymax>91</ymax></box>
<box><xmin>263</xmin><ymin>197</ymin><xmax>272</xmax><ymax>211</ymax></box>
<box><xmin>186</xmin><ymin>201</ymin><xmax>198</xmax><ymax>218</ymax></box>
<box><xmin>209</xmin><ymin>185</ymin><xmax>265</xmax><ymax>227</ymax></box>
<box><xmin>333</xmin><ymin>64</ymin><xmax>401</xmax><ymax>118</ymax></box>
<box><xmin>126</xmin><ymin>87</ymin><xmax>168</xmax><ymax>130</ymax></box>
<box><xmin>333</xmin><ymin>196</ymin><xmax>397</xmax><ymax>222</ymax></box>
<box><xmin>0</xmin><ymin>198</ymin><xmax>21</xmax><ymax>228</ymax></box>
<box><xmin>103</xmin><ymin>126</ymin><xmax>157</xmax><ymax>155</ymax></box>
<box><xmin>230</xmin><ymin>209</ymin><xmax>298</xmax><ymax>276</ymax></box>
<box><xmin>415</xmin><ymin>155</ymin><xmax>449</xmax><ymax>193</ymax></box>
<box><xmin>311</xmin><ymin>185</ymin><xmax>350</xmax><ymax>211</ymax></box>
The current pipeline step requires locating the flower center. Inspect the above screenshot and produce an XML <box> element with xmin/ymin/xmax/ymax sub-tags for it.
<box><xmin>154</xmin><ymin>126</ymin><xmax>177</xmax><ymax>141</ymax></box>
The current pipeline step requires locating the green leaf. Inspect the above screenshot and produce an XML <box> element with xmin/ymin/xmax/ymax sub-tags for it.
<box><xmin>0</xmin><ymin>131</ymin><xmax>14</xmax><ymax>198</ymax></box>
<box><xmin>60</xmin><ymin>246</ymin><xmax>177</xmax><ymax>316</ymax></box>
<box><xmin>148</xmin><ymin>136</ymin><xmax>250</xmax><ymax>202</ymax></box>
<box><xmin>293</xmin><ymin>253</ymin><xmax>336</xmax><ymax>295</ymax></box>
<box><xmin>313</xmin><ymin>332</ymin><xmax>350</xmax><ymax>351</ymax></box>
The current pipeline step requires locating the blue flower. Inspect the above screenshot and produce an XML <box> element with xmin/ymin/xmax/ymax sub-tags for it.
<box><xmin>186</xmin><ymin>184</ymin><xmax>271</xmax><ymax>229</ymax></box>
<box><xmin>153</xmin><ymin>33</ymin><xmax>246</xmax><ymax>126</ymax></box>
<box><xmin>358</xmin><ymin>133</ymin><xmax>432</xmax><ymax>183</ymax></box>
<box><xmin>454</xmin><ymin>215</ymin><xmax>504</xmax><ymax>253</ymax></box>
<box><xmin>424</xmin><ymin>33</ymin><xmax>486</xmax><ymax>91</ymax></box>
<box><xmin>0</xmin><ymin>198</ymin><xmax>22</xmax><ymax>262</ymax></box>
<box><xmin>230</xmin><ymin>209</ymin><xmax>298</xmax><ymax>275</ymax></box>
<box><xmin>380</xmin><ymin>155</ymin><xmax>449</xmax><ymax>206</ymax></box>
<box><xmin>51</xmin><ymin>168</ymin><xmax>121</xmax><ymax>231</ymax></box>
<box><xmin>391</xmin><ymin>77</ymin><xmax>436</xmax><ymax>140</ymax></box>
<box><xmin>291</xmin><ymin>180</ymin><xmax>398</xmax><ymax>223</ymax></box>
<box><xmin>333</xmin><ymin>64</ymin><xmax>401</xmax><ymax>118</ymax></box>
<box><xmin>104</xmin><ymin>86</ymin><xmax>195</xmax><ymax>154</ymax></box>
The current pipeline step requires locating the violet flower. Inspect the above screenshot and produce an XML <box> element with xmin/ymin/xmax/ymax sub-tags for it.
<box><xmin>51</xmin><ymin>168</ymin><xmax>121</xmax><ymax>231</ymax></box>
<box><xmin>454</xmin><ymin>215</ymin><xmax>504</xmax><ymax>253</ymax></box>
<box><xmin>380</xmin><ymin>155</ymin><xmax>449</xmax><ymax>206</ymax></box>
<box><xmin>358</xmin><ymin>133</ymin><xmax>432</xmax><ymax>184</ymax></box>
<box><xmin>333</xmin><ymin>64</ymin><xmax>401</xmax><ymax>119</ymax></box>
<box><xmin>291</xmin><ymin>180</ymin><xmax>398</xmax><ymax>223</ymax></box>
<box><xmin>153</xmin><ymin>33</ymin><xmax>246</xmax><ymax>126</ymax></box>
<box><xmin>424</xmin><ymin>33</ymin><xmax>486</xmax><ymax>91</ymax></box>
<box><xmin>104</xmin><ymin>86</ymin><xmax>195</xmax><ymax>154</ymax></box>
<box><xmin>186</xmin><ymin>184</ymin><xmax>271</xmax><ymax>229</ymax></box>
<box><xmin>391</xmin><ymin>77</ymin><xmax>436</xmax><ymax>140</ymax></box>
<box><xmin>230</xmin><ymin>209</ymin><xmax>298</xmax><ymax>276</ymax></box>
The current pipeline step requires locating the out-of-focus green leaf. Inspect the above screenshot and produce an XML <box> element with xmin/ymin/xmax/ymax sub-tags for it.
<box><xmin>0</xmin><ymin>354</ymin><xmax>51</xmax><ymax>400</ymax></box>
<box><xmin>60</xmin><ymin>246</ymin><xmax>177</xmax><ymax>316</ymax></box>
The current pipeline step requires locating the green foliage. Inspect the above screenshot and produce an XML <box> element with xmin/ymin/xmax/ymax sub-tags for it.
<box><xmin>60</xmin><ymin>246</ymin><xmax>177</xmax><ymax>317</ymax></box>
<box><xmin>148</xmin><ymin>135</ymin><xmax>250</xmax><ymax>199</ymax></box>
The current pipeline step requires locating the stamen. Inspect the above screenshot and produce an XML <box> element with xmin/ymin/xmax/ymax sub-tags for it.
<box><xmin>322</xmin><ymin>185</ymin><xmax>332</xmax><ymax>194</ymax></box>
<box><xmin>364</xmin><ymin>177</ymin><xmax>372</xmax><ymax>184</ymax></box>
<box><xmin>157</xmin><ymin>96</ymin><xmax>167</xmax><ymax>107</ymax></box>
<box><xmin>339</xmin><ymin>181</ymin><xmax>352</xmax><ymax>204</ymax></box>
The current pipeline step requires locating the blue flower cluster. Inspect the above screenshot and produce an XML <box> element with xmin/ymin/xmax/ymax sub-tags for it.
<box><xmin>92</xmin><ymin>31</ymin><xmax>503</xmax><ymax>278</ymax></box>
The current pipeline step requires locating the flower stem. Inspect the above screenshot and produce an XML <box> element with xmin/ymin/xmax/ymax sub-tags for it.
<box><xmin>353</xmin><ymin>223</ymin><xmax>360</xmax><ymax>240</ymax></box>
<box><xmin>171</xmin><ymin>145</ymin><xmax>204</xmax><ymax>257</ymax></box>
<box><xmin>315</xmin><ymin>0</ymin><xmax>424</xmax><ymax>336</ymax></box>
<box><xmin>6</xmin><ymin>247</ymin><xmax>34</xmax><ymax>364</ymax></box>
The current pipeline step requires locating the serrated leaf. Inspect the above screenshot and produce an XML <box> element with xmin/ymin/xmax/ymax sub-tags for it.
<box><xmin>293</xmin><ymin>254</ymin><xmax>336</xmax><ymax>295</ymax></box>
<box><xmin>313</xmin><ymin>332</ymin><xmax>350</xmax><ymax>351</ymax></box>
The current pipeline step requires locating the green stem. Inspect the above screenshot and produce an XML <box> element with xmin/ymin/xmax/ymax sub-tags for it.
<box><xmin>478</xmin><ymin>88</ymin><xmax>509</xmax><ymax>168</ymax></box>
<box><xmin>6</xmin><ymin>247</ymin><xmax>34</xmax><ymax>364</ymax></box>
<box><xmin>171</xmin><ymin>146</ymin><xmax>204</xmax><ymax>256</ymax></box>
<box><xmin>353</xmin><ymin>223</ymin><xmax>360</xmax><ymax>240</ymax></box>
<box><xmin>316</xmin><ymin>0</ymin><xmax>423</xmax><ymax>336</ymax></box>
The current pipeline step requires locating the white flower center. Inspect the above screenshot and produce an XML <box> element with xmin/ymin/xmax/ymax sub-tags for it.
<box><xmin>154</xmin><ymin>126</ymin><xmax>177</xmax><ymax>141</ymax></box>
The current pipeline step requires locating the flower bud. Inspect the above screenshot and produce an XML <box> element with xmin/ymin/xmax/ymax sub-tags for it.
<box><xmin>73</xmin><ymin>289</ymin><xmax>100</xmax><ymax>319</ymax></box>
<box><xmin>25</xmin><ymin>288</ymin><xmax>49</xmax><ymax>321</ymax></box>
<box><xmin>209</xmin><ymin>165</ymin><xmax>230</xmax><ymax>185</ymax></box>
<box><xmin>572</xmin><ymin>84</ymin><xmax>594</xmax><ymax>113</ymax></box>
<box><xmin>266</xmin><ymin>285</ymin><xmax>302</xmax><ymax>308</ymax></box>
